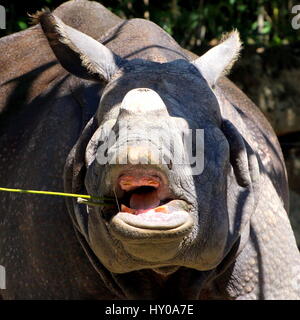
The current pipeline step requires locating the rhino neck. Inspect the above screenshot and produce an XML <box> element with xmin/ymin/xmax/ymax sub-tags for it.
<box><xmin>74</xmin><ymin>221</ymin><xmax>215</xmax><ymax>299</ymax></box>
<box><xmin>101</xmin><ymin>19</ymin><xmax>189</xmax><ymax>63</ymax></box>
<box><xmin>113</xmin><ymin>268</ymin><xmax>215</xmax><ymax>299</ymax></box>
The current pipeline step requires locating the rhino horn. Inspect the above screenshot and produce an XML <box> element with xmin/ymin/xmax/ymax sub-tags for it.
<box><xmin>120</xmin><ymin>88</ymin><xmax>169</xmax><ymax>116</ymax></box>
<box><xmin>192</xmin><ymin>30</ymin><xmax>242</xmax><ymax>86</ymax></box>
<box><xmin>38</xmin><ymin>12</ymin><xmax>123</xmax><ymax>82</ymax></box>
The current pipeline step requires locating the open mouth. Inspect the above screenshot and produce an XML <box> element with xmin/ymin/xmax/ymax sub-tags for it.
<box><xmin>106</xmin><ymin>170</ymin><xmax>194</xmax><ymax>239</ymax></box>
<box><xmin>117</xmin><ymin>174</ymin><xmax>174</xmax><ymax>215</ymax></box>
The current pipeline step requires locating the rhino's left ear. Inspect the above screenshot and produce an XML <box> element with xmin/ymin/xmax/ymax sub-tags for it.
<box><xmin>192</xmin><ymin>31</ymin><xmax>242</xmax><ymax>87</ymax></box>
<box><xmin>38</xmin><ymin>12</ymin><xmax>123</xmax><ymax>82</ymax></box>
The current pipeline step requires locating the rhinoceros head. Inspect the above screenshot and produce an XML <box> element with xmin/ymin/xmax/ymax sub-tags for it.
<box><xmin>39</xmin><ymin>13</ymin><xmax>259</xmax><ymax>277</ymax></box>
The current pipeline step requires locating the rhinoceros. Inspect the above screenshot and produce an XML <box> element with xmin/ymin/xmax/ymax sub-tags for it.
<box><xmin>0</xmin><ymin>0</ymin><xmax>299</xmax><ymax>300</ymax></box>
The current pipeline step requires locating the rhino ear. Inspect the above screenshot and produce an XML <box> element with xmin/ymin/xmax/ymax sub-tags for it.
<box><xmin>38</xmin><ymin>12</ymin><xmax>123</xmax><ymax>82</ymax></box>
<box><xmin>192</xmin><ymin>31</ymin><xmax>242</xmax><ymax>86</ymax></box>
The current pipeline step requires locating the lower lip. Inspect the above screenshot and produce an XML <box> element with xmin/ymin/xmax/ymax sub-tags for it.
<box><xmin>108</xmin><ymin>209</ymin><xmax>194</xmax><ymax>241</ymax></box>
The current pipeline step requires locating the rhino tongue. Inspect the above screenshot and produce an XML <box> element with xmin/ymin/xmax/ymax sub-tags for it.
<box><xmin>129</xmin><ymin>190</ymin><xmax>160</xmax><ymax>210</ymax></box>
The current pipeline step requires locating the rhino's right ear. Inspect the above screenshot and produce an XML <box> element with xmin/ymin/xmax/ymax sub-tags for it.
<box><xmin>38</xmin><ymin>12</ymin><xmax>123</xmax><ymax>82</ymax></box>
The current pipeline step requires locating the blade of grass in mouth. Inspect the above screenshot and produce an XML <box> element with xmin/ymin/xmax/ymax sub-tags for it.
<box><xmin>0</xmin><ymin>187</ymin><xmax>115</xmax><ymax>206</ymax></box>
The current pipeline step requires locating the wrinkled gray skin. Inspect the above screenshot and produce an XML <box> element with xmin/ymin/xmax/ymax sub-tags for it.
<box><xmin>1</xmin><ymin>0</ymin><xmax>300</xmax><ymax>299</ymax></box>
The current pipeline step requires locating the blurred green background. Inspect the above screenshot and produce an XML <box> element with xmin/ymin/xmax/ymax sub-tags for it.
<box><xmin>1</xmin><ymin>0</ymin><xmax>300</xmax><ymax>51</ymax></box>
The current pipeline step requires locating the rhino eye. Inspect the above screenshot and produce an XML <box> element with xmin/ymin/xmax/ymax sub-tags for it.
<box><xmin>104</xmin><ymin>148</ymin><xmax>108</xmax><ymax>157</ymax></box>
<box><xmin>167</xmin><ymin>160</ymin><xmax>173</xmax><ymax>170</ymax></box>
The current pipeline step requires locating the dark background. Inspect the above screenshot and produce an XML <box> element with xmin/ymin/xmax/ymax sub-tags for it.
<box><xmin>0</xmin><ymin>0</ymin><xmax>300</xmax><ymax>246</ymax></box>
